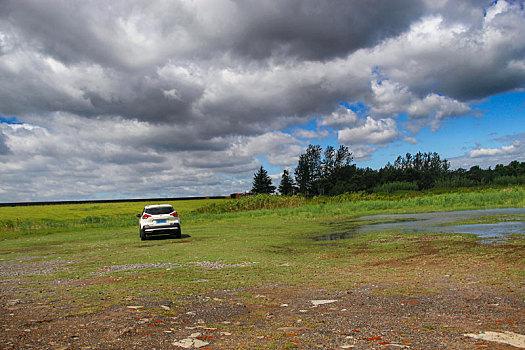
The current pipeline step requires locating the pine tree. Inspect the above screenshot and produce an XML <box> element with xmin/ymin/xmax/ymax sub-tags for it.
<box><xmin>251</xmin><ymin>166</ymin><xmax>276</xmax><ymax>194</ymax></box>
<box><xmin>278</xmin><ymin>169</ymin><xmax>296</xmax><ymax>196</ymax></box>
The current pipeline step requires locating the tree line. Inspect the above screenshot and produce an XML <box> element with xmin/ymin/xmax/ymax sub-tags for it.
<box><xmin>251</xmin><ymin>144</ymin><xmax>525</xmax><ymax>196</ymax></box>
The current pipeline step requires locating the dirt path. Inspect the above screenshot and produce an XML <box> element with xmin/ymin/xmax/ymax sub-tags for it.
<box><xmin>1</xmin><ymin>268</ymin><xmax>524</xmax><ymax>349</ymax></box>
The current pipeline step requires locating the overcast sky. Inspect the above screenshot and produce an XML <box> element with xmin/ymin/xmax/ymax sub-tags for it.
<box><xmin>0</xmin><ymin>0</ymin><xmax>524</xmax><ymax>202</ymax></box>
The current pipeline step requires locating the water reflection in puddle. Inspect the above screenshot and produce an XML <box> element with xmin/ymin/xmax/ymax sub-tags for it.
<box><xmin>315</xmin><ymin>230</ymin><xmax>358</xmax><ymax>241</ymax></box>
<box><xmin>315</xmin><ymin>208</ymin><xmax>525</xmax><ymax>243</ymax></box>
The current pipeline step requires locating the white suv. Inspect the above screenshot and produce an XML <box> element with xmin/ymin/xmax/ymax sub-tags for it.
<box><xmin>137</xmin><ymin>204</ymin><xmax>181</xmax><ymax>240</ymax></box>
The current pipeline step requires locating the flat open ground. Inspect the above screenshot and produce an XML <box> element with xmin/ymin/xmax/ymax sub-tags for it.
<box><xmin>1</xmin><ymin>191</ymin><xmax>524</xmax><ymax>349</ymax></box>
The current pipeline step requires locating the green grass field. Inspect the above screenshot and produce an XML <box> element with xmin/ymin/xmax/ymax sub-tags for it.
<box><xmin>1</xmin><ymin>188</ymin><xmax>524</xmax><ymax>348</ymax></box>
<box><xmin>0</xmin><ymin>187</ymin><xmax>524</xmax><ymax>313</ymax></box>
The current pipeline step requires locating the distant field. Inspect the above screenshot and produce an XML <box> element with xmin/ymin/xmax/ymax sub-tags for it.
<box><xmin>0</xmin><ymin>198</ymin><xmax>225</xmax><ymax>221</ymax></box>
<box><xmin>0</xmin><ymin>198</ymin><xmax>226</xmax><ymax>239</ymax></box>
<box><xmin>0</xmin><ymin>187</ymin><xmax>523</xmax><ymax>348</ymax></box>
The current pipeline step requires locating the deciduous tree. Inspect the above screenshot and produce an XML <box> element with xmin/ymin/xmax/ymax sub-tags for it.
<box><xmin>294</xmin><ymin>144</ymin><xmax>323</xmax><ymax>196</ymax></box>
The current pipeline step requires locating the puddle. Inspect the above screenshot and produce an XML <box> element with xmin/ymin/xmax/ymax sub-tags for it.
<box><xmin>315</xmin><ymin>208</ymin><xmax>525</xmax><ymax>243</ymax></box>
<box><xmin>315</xmin><ymin>230</ymin><xmax>358</xmax><ymax>241</ymax></box>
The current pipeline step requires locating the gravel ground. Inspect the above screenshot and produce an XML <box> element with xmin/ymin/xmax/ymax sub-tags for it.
<box><xmin>1</xmin><ymin>259</ymin><xmax>524</xmax><ymax>349</ymax></box>
<box><xmin>0</xmin><ymin>257</ymin><xmax>73</xmax><ymax>278</ymax></box>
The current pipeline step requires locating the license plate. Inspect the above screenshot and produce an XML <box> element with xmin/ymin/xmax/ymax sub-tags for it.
<box><xmin>156</xmin><ymin>220</ymin><xmax>167</xmax><ymax>224</ymax></box>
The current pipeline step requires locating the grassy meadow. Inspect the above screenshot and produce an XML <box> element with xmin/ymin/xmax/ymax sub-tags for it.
<box><xmin>0</xmin><ymin>187</ymin><xmax>524</xmax><ymax>316</ymax></box>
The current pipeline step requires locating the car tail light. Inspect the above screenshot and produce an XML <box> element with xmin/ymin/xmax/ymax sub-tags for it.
<box><xmin>142</xmin><ymin>214</ymin><xmax>152</xmax><ymax>219</ymax></box>
<box><xmin>170</xmin><ymin>212</ymin><xmax>178</xmax><ymax>217</ymax></box>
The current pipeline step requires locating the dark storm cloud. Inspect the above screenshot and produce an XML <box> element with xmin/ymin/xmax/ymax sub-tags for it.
<box><xmin>0</xmin><ymin>0</ymin><xmax>426</xmax><ymax>128</ymax></box>
<box><xmin>84</xmin><ymin>85</ymin><xmax>199</xmax><ymax>123</ymax></box>
<box><xmin>0</xmin><ymin>0</ymin><xmax>179</xmax><ymax>68</ymax></box>
<box><xmin>1</xmin><ymin>0</ymin><xmax>524</xmax><ymax>201</ymax></box>
<box><xmin>1</xmin><ymin>0</ymin><xmax>524</xmax><ymax>130</ymax></box>
<box><xmin>0</xmin><ymin>0</ymin><xmax>425</xmax><ymax>65</ymax></box>
<box><xmin>229</xmin><ymin>0</ymin><xmax>426</xmax><ymax>61</ymax></box>
<box><xmin>442</xmin><ymin>67</ymin><xmax>525</xmax><ymax>101</ymax></box>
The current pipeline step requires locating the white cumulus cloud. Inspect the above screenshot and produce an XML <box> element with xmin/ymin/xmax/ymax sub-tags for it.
<box><xmin>338</xmin><ymin>117</ymin><xmax>400</xmax><ymax>146</ymax></box>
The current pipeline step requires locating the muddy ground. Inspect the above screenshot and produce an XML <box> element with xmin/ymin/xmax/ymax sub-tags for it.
<box><xmin>1</xmin><ymin>258</ymin><xmax>524</xmax><ymax>350</ymax></box>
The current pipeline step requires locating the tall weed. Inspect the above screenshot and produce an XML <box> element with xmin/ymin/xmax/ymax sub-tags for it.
<box><xmin>195</xmin><ymin>195</ymin><xmax>307</xmax><ymax>214</ymax></box>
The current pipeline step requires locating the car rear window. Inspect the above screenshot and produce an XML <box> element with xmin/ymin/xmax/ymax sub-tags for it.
<box><xmin>145</xmin><ymin>206</ymin><xmax>174</xmax><ymax>215</ymax></box>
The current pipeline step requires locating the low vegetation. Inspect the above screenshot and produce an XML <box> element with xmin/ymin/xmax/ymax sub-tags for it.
<box><xmin>197</xmin><ymin>186</ymin><xmax>524</xmax><ymax>215</ymax></box>
<box><xmin>1</xmin><ymin>187</ymin><xmax>523</xmax><ymax>239</ymax></box>
<box><xmin>0</xmin><ymin>187</ymin><xmax>523</xmax><ymax>348</ymax></box>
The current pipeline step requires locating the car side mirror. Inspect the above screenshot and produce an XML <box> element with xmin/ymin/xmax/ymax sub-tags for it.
<box><xmin>136</xmin><ymin>214</ymin><xmax>141</xmax><ymax>218</ymax></box>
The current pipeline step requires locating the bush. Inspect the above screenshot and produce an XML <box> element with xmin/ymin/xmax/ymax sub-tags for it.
<box><xmin>372</xmin><ymin>181</ymin><xmax>418</xmax><ymax>193</ymax></box>
<box><xmin>493</xmin><ymin>175</ymin><xmax>525</xmax><ymax>186</ymax></box>
<box><xmin>434</xmin><ymin>177</ymin><xmax>478</xmax><ymax>188</ymax></box>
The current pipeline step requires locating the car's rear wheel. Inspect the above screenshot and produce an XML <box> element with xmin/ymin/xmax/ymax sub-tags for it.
<box><xmin>171</xmin><ymin>226</ymin><xmax>182</xmax><ymax>239</ymax></box>
<box><xmin>140</xmin><ymin>228</ymin><xmax>147</xmax><ymax>241</ymax></box>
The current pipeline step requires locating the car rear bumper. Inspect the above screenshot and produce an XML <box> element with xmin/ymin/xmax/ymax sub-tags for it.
<box><xmin>144</xmin><ymin>224</ymin><xmax>181</xmax><ymax>234</ymax></box>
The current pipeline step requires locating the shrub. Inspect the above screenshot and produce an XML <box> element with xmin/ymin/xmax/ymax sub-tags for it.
<box><xmin>372</xmin><ymin>181</ymin><xmax>418</xmax><ymax>193</ymax></box>
<box><xmin>195</xmin><ymin>194</ymin><xmax>307</xmax><ymax>214</ymax></box>
<box><xmin>493</xmin><ymin>175</ymin><xmax>525</xmax><ymax>186</ymax></box>
<box><xmin>434</xmin><ymin>177</ymin><xmax>478</xmax><ymax>188</ymax></box>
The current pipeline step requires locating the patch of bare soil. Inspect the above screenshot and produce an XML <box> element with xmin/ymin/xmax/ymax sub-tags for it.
<box><xmin>1</xmin><ymin>261</ymin><xmax>524</xmax><ymax>349</ymax></box>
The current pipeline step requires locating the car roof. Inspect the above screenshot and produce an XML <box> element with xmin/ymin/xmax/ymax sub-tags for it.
<box><xmin>144</xmin><ymin>204</ymin><xmax>173</xmax><ymax>209</ymax></box>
